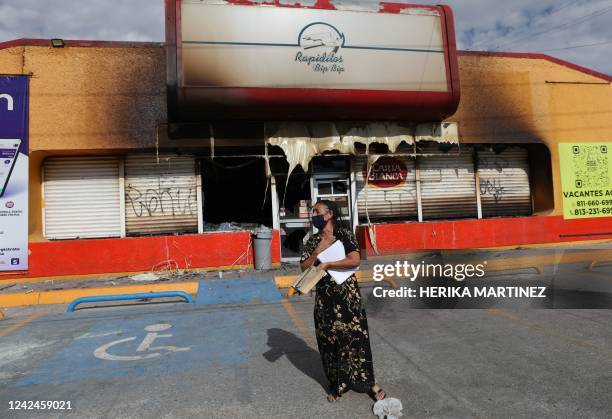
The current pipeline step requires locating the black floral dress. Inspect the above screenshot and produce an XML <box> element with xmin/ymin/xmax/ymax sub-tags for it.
<box><xmin>300</xmin><ymin>226</ymin><xmax>376</xmax><ymax>396</ymax></box>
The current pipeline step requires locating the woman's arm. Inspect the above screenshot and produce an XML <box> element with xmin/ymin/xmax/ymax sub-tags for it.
<box><xmin>319</xmin><ymin>250</ymin><xmax>360</xmax><ymax>271</ymax></box>
<box><xmin>300</xmin><ymin>235</ymin><xmax>336</xmax><ymax>271</ymax></box>
<box><xmin>300</xmin><ymin>250</ymin><xmax>320</xmax><ymax>271</ymax></box>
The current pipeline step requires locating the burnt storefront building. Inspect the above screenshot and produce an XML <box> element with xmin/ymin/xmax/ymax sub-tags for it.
<box><xmin>0</xmin><ymin>0</ymin><xmax>610</xmax><ymax>279</ymax></box>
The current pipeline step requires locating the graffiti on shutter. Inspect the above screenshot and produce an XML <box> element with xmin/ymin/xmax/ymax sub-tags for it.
<box><xmin>419</xmin><ymin>150</ymin><xmax>478</xmax><ymax>220</ymax></box>
<box><xmin>354</xmin><ymin>155</ymin><xmax>417</xmax><ymax>221</ymax></box>
<box><xmin>124</xmin><ymin>154</ymin><xmax>198</xmax><ymax>235</ymax></box>
<box><xmin>478</xmin><ymin>147</ymin><xmax>532</xmax><ymax>217</ymax></box>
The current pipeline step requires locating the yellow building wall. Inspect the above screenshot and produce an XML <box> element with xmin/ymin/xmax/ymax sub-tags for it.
<box><xmin>0</xmin><ymin>44</ymin><xmax>167</xmax><ymax>241</ymax></box>
<box><xmin>0</xmin><ymin>44</ymin><xmax>610</xmax><ymax>241</ymax></box>
<box><xmin>449</xmin><ymin>53</ymin><xmax>612</xmax><ymax>217</ymax></box>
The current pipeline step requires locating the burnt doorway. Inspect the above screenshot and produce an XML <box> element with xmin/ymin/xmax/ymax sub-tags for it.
<box><xmin>200</xmin><ymin>157</ymin><xmax>272</xmax><ymax>227</ymax></box>
<box><xmin>270</xmin><ymin>158</ymin><xmax>312</xmax><ymax>262</ymax></box>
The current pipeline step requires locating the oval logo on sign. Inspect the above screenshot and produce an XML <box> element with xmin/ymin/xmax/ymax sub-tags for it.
<box><xmin>298</xmin><ymin>22</ymin><xmax>344</xmax><ymax>52</ymax></box>
<box><xmin>295</xmin><ymin>23</ymin><xmax>346</xmax><ymax>75</ymax></box>
<box><xmin>363</xmin><ymin>156</ymin><xmax>408</xmax><ymax>188</ymax></box>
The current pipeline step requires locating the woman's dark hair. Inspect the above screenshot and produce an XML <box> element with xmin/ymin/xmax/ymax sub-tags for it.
<box><xmin>316</xmin><ymin>199</ymin><xmax>350</xmax><ymax>230</ymax></box>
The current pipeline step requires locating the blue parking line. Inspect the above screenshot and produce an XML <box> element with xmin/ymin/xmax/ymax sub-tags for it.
<box><xmin>67</xmin><ymin>291</ymin><xmax>194</xmax><ymax>312</ymax></box>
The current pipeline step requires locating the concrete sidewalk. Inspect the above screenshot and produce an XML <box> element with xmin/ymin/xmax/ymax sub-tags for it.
<box><xmin>1</xmin><ymin>244</ymin><xmax>611</xmax><ymax>310</ymax></box>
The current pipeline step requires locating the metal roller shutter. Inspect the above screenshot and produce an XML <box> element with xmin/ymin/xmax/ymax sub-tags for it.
<box><xmin>419</xmin><ymin>150</ymin><xmax>478</xmax><ymax>220</ymax></box>
<box><xmin>43</xmin><ymin>157</ymin><xmax>122</xmax><ymax>239</ymax></box>
<box><xmin>124</xmin><ymin>154</ymin><xmax>198</xmax><ymax>235</ymax></box>
<box><xmin>355</xmin><ymin>155</ymin><xmax>417</xmax><ymax>222</ymax></box>
<box><xmin>478</xmin><ymin>147</ymin><xmax>532</xmax><ymax>217</ymax></box>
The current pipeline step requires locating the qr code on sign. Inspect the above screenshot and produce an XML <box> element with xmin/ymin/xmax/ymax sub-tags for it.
<box><xmin>571</xmin><ymin>145</ymin><xmax>609</xmax><ymax>188</ymax></box>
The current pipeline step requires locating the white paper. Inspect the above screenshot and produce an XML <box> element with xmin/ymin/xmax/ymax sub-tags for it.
<box><xmin>316</xmin><ymin>240</ymin><xmax>345</xmax><ymax>263</ymax></box>
<box><xmin>317</xmin><ymin>240</ymin><xmax>357</xmax><ymax>285</ymax></box>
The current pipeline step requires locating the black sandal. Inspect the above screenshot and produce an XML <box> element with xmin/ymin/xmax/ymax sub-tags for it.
<box><xmin>370</xmin><ymin>385</ymin><xmax>386</xmax><ymax>401</ymax></box>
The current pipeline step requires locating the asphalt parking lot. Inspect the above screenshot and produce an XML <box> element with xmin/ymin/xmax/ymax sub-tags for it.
<box><xmin>1</xmin><ymin>281</ymin><xmax>611</xmax><ymax>419</ymax></box>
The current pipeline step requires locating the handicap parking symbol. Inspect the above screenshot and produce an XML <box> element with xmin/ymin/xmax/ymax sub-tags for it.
<box><xmin>16</xmin><ymin>311</ymin><xmax>247</xmax><ymax>387</ymax></box>
<box><xmin>94</xmin><ymin>322</ymin><xmax>191</xmax><ymax>361</ymax></box>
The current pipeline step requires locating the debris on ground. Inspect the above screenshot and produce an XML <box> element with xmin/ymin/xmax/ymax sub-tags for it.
<box><xmin>373</xmin><ymin>398</ymin><xmax>403</xmax><ymax>419</ymax></box>
<box><xmin>202</xmin><ymin>221</ymin><xmax>260</xmax><ymax>232</ymax></box>
<box><xmin>129</xmin><ymin>273</ymin><xmax>160</xmax><ymax>282</ymax></box>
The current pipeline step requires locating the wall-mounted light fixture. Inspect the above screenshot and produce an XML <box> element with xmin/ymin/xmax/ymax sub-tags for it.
<box><xmin>50</xmin><ymin>39</ymin><xmax>65</xmax><ymax>48</ymax></box>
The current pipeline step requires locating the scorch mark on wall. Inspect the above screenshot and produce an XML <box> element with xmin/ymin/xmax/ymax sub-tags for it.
<box><xmin>479</xmin><ymin>156</ymin><xmax>511</xmax><ymax>172</ymax></box>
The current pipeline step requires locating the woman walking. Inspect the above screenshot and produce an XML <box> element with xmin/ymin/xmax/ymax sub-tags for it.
<box><xmin>300</xmin><ymin>199</ymin><xmax>386</xmax><ymax>402</ymax></box>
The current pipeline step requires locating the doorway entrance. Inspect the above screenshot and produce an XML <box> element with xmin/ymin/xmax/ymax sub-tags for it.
<box><xmin>312</xmin><ymin>175</ymin><xmax>352</xmax><ymax>232</ymax></box>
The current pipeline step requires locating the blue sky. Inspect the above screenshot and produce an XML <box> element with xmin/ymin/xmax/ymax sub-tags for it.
<box><xmin>0</xmin><ymin>0</ymin><xmax>610</xmax><ymax>75</ymax></box>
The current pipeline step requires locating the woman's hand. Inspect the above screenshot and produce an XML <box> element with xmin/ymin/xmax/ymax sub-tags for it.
<box><xmin>300</xmin><ymin>236</ymin><xmax>334</xmax><ymax>272</ymax></box>
<box><xmin>318</xmin><ymin>251</ymin><xmax>360</xmax><ymax>272</ymax></box>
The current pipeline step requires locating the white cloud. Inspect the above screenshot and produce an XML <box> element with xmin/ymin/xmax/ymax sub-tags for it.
<box><xmin>419</xmin><ymin>0</ymin><xmax>612</xmax><ymax>75</ymax></box>
<box><xmin>0</xmin><ymin>0</ymin><xmax>164</xmax><ymax>43</ymax></box>
<box><xmin>0</xmin><ymin>0</ymin><xmax>609</xmax><ymax>74</ymax></box>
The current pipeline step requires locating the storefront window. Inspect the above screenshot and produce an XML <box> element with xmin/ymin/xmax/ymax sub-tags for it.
<box><xmin>200</xmin><ymin>156</ymin><xmax>272</xmax><ymax>228</ymax></box>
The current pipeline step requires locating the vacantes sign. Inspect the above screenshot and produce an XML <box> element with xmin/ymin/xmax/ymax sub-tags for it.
<box><xmin>559</xmin><ymin>143</ymin><xmax>612</xmax><ymax>219</ymax></box>
<box><xmin>0</xmin><ymin>76</ymin><xmax>29</xmax><ymax>271</ymax></box>
<box><xmin>363</xmin><ymin>156</ymin><xmax>408</xmax><ymax>188</ymax></box>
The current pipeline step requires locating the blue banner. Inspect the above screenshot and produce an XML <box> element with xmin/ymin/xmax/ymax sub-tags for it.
<box><xmin>0</xmin><ymin>76</ymin><xmax>29</xmax><ymax>271</ymax></box>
